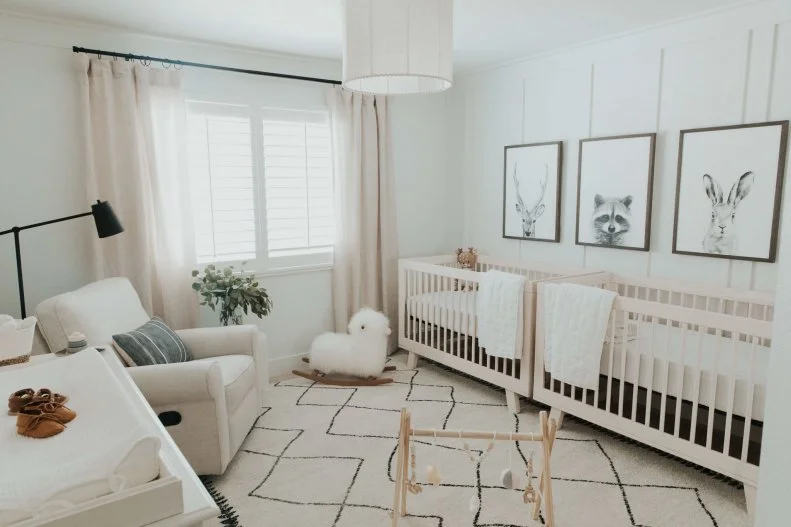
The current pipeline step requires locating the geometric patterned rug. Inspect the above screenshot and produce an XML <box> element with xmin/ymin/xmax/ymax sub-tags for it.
<box><xmin>205</xmin><ymin>352</ymin><xmax>750</xmax><ymax>527</ymax></box>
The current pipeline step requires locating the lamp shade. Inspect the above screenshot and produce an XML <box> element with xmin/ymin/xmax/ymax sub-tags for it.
<box><xmin>342</xmin><ymin>0</ymin><xmax>453</xmax><ymax>95</ymax></box>
<box><xmin>91</xmin><ymin>200</ymin><xmax>124</xmax><ymax>238</ymax></box>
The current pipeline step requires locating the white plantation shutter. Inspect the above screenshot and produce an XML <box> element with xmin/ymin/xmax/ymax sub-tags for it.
<box><xmin>262</xmin><ymin>109</ymin><xmax>334</xmax><ymax>259</ymax></box>
<box><xmin>187</xmin><ymin>103</ymin><xmax>257</xmax><ymax>263</ymax></box>
<box><xmin>186</xmin><ymin>103</ymin><xmax>334</xmax><ymax>270</ymax></box>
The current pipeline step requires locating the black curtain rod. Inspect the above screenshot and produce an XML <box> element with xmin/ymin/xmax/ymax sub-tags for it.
<box><xmin>72</xmin><ymin>46</ymin><xmax>342</xmax><ymax>86</ymax></box>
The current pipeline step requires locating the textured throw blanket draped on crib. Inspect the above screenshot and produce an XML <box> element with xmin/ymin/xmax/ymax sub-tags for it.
<box><xmin>543</xmin><ymin>283</ymin><xmax>617</xmax><ymax>390</ymax></box>
<box><xmin>476</xmin><ymin>270</ymin><xmax>526</xmax><ymax>359</ymax></box>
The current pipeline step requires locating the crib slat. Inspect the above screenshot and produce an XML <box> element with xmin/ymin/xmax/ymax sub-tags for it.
<box><xmin>689</xmin><ymin>324</ymin><xmax>705</xmax><ymax>445</ymax></box>
<box><xmin>470</xmin><ymin>280</ymin><xmax>481</xmax><ymax>365</ymax></box>
<box><xmin>741</xmin><ymin>335</ymin><xmax>758</xmax><ymax>462</ymax></box>
<box><xmin>673</xmin><ymin>323</ymin><xmax>687</xmax><ymax>438</ymax></box>
<box><xmin>605</xmin><ymin>302</ymin><xmax>616</xmax><ymax>413</ymax></box>
<box><xmin>723</xmin><ymin>331</ymin><xmax>740</xmax><ymax>457</ymax></box>
<box><xmin>464</xmin><ymin>279</ymin><xmax>470</xmax><ymax>362</ymax></box>
<box><xmin>618</xmin><ymin>309</ymin><xmax>628</xmax><ymax>418</ymax></box>
<box><xmin>659</xmin><ymin>320</ymin><xmax>671</xmax><ymax>433</ymax></box>
<box><xmin>630</xmin><ymin>313</ymin><xmax>642</xmax><ymax>422</ymax></box>
<box><xmin>644</xmin><ymin>316</ymin><xmax>657</xmax><ymax>428</ymax></box>
<box><xmin>705</xmin><ymin>328</ymin><xmax>721</xmax><ymax>450</ymax></box>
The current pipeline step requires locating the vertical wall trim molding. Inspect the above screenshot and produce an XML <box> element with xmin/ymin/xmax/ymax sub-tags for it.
<box><xmin>730</xmin><ymin>30</ymin><xmax>755</xmax><ymax>288</ymax></box>
<box><xmin>765</xmin><ymin>23</ymin><xmax>780</xmax><ymax>121</ymax></box>
<box><xmin>582</xmin><ymin>62</ymin><xmax>596</xmax><ymax>268</ymax></box>
<box><xmin>647</xmin><ymin>48</ymin><xmax>666</xmax><ymax>277</ymax></box>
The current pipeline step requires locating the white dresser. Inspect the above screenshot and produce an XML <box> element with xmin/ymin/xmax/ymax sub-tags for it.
<box><xmin>1</xmin><ymin>349</ymin><xmax>219</xmax><ymax>527</ymax></box>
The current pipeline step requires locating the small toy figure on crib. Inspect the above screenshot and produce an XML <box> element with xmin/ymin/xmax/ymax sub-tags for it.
<box><xmin>309</xmin><ymin>308</ymin><xmax>392</xmax><ymax>378</ymax></box>
<box><xmin>456</xmin><ymin>247</ymin><xmax>477</xmax><ymax>269</ymax></box>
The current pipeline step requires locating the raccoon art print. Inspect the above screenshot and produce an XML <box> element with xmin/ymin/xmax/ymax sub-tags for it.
<box><xmin>591</xmin><ymin>194</ymin><xmax>633</xmax><ymax>246</ymax></box>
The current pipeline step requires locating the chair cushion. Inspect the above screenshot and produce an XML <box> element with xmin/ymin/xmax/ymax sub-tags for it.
<box><xmin>192</xmin><ymin>355</ymin><xmax>256</xmax><ymax>415</ymax></box>
<box><xmin>112</xmin><ymin>317</ymin><xmax>192</xmax><ymax>366</ymax></box>
<box><xmin>36</xmin><ymin>278</ymin><xmax>150</xmax><ymax>353</ymax></box>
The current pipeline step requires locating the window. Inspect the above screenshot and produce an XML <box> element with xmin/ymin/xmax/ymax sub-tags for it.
<box><xmin>262</xmin><ymin>110</ymin><xmax>334</xmax><ymax>259</ymax></box>
<box><xmin>187</xmin><ymin>102</ymin><xmax>334</xmax><ymax>270</ymax></box>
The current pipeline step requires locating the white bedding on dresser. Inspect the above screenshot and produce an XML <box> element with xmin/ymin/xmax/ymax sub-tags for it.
<box><xmin>601</xmin><ymin>321</ymin><xmax>770</xmax><ymax>420</ymax></box>
<box><xmin>0</xmin><ymin>350</ymin><xmax>161</xmax><ymax>526</ymax></box>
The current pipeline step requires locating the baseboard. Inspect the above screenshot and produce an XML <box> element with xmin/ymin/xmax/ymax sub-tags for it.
<box><xmin>268</xmin><ymin>352</ymin><xmax>308</xmax><ymax>380</ymax></box>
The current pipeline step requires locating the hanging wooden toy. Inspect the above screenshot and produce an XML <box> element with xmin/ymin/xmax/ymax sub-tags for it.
<box><xmin>407</xmin><ymin>435</ymin><xmax>423</xmax><ymax>495</ymax></box>
<box><xmin>459</xmin><ymin>430</ymin><xmax>496</xmax><ymax>513</ymax></box>
<box><xmin>425</xmin><ymin>429</ymin><xmax>443</xmax><ymax>487</ymax></box>
<box><xmin>391</xmin><ymin>409</ymin><xmax>558</xmax><ymax>527</ymax></box>
<box><xmin>523</xmin><ymin>449</ymin><xmax>538</xmax><ymax>504</ymax></box>
<box><xmin>500</xmin><ymin>432</ymin><xmax>518</xmax><ymax>489</ymax></box>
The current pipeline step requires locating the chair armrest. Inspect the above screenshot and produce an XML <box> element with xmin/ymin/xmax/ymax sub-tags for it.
<box><xmin>176</xmin><ymin>325</ymin><xmax>259</xmax><ymax>360</ymax></box>
<box><xmin>128</xmin><ymin>361</ymin><xmax>225</xmax><ymax>408</ymax></box>
<box><xmin>176</xmin><ymin>325</ymin><xmax>269</xmax><ymax>405</ymax></box>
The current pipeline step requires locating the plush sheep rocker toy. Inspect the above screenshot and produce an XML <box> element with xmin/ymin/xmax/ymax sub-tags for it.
<box><xmin>292</xmin><ymin>308</ymin><xmax>396</xmax><ymax>386</ymax></box>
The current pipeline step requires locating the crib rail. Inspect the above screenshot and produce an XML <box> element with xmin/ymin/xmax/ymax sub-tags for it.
<box><xmin>534</xmin><ymin>280</ymin><xmax>773</xmax><ymax>485</ymax></box>
<box><xmin>397</xmin><ymin>256</ymin><xmax>594</xmax><ymax>399</ymax></box>
<box><xmin>398</xmin><ymin>258</ymin><xmax>533</xmax><ymax>394</ymax></box>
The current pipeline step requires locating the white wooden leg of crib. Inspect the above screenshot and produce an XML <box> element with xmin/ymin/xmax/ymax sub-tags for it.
<box><xmin>406</xmin><ymin>352</ymin><xmax>419</xmax><ymax>370</ymax></box>
<box><xmin>743</xmin><ymin>482</ymin><xmax>757</xmax><ymax>519</ymax></box>
<box><xmin>505</xmin><ymin>391</ymin><xmax>521</xmax><ymax>414</ymax></box>
<box><xmin>549</xmin><ymin>408</ymin><xmax>565</xmax><ymax>430</ymax></box>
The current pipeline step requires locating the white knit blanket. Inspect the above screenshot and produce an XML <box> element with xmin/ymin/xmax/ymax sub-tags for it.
<box><xmin>0</xmin><ymin>350</ymin><xmax>160</xmax><ymax>523</ymax></box>
<box><xmin>476</xmin><ymin>270</ymin><xmax>526</xmax><ymax>359</ymax></box>
<box><xmin>543</xmin><ymin>283</ymin><xmax>616</xmax><ymax>390</ymax></box>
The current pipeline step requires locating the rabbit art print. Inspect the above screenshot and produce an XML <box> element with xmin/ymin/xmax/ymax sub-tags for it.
<box><xmin>701</xmin><ymin>172</ymin><xmax>754</xmax><ymax>255</ymax></box>
<box><xmin>673</xmin><ymin>121</ymin><xmax>787</xmax><ymax>262</ymax></box>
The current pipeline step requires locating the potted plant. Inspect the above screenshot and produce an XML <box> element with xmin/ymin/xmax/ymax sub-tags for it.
<box><xmin>191</xmin><ymin>264</ymin><xmax>273</xmax><ymax>326</ymax></box>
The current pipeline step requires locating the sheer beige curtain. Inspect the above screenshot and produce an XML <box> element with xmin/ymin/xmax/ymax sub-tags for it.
<box><xmin>326</xmin><ymin>86</ymin><xmax>398</xmax><ymax>348</ymax></box>
<box><xmin>76</xmin><ymin>56</ymin><xmax>197</xmax><ymax>329</ymax></box>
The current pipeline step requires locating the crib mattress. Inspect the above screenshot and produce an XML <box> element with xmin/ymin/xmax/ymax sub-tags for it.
<box><xmin>601</xmin><ymin>321</ymin><xmax>769</xmax><ymax>420</ymax></box>
<box><xmin>406</xmin><ymin>290</ymin><xmax>477</xmax><ymax>333</ymax></box>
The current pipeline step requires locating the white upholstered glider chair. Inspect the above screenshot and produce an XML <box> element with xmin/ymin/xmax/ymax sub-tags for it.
<box><xmin>35</xmin><ymin>277</ymin><xmax>267</xmax><ymax>475</ymax></box>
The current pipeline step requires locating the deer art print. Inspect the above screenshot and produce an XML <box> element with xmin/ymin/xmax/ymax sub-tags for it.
<box><xmin>513</xmin><ymin>163</ymin><xmax>548</xmax><ymax>238</ymax></box>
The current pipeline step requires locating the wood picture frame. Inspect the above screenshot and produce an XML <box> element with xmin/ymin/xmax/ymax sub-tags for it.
<box><xmin>672</xmin><ymin>121</ymin><xmax>789</xmax><ymax>263</ymax></box>
<box><xmin>575</xmin><ymin>133</ymin><xmax>656</xmax><ymax>252</ymax></box>
<box><xmin>502</xmin><ymin>141</ymin><xmax>563</xmax><ymax>243</ymax></box>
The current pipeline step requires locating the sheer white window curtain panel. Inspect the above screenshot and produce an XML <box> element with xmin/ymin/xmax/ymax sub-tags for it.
<box><xmin>76</xmin><ymin>56</ymin><xmax>197</xmax><ymax>329</ymax></box>
<box><xmin>326</xmin><ymin>86</ymin><xmax>398</xmax><ymax>348</ymax></box>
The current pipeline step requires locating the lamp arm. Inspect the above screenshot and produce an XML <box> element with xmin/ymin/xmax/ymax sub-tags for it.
<box><xmin>0</xmin><ymin>209</ymin><xmax>93</xmax><ymax>320</ymax></box>
<box><xmin>0</xmin><ymin>210</ymin><xmax>93</xmax><ymax>237</ymax></box>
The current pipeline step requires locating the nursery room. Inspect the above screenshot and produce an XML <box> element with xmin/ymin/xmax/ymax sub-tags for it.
<box><xmin>1</xmin><ymin>0</ymin><xmax>791</xmax><ymax>526</ymax></box>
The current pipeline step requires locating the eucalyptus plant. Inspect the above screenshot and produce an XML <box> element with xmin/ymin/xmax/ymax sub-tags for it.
<box><xmin>191</xmin><ymin>263</ymin><xmax>273</xmax><ymax>326</ymax></box>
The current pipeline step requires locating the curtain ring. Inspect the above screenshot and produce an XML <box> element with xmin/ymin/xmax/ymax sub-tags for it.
<box><xmin>162</xmin><ymin>61</ymin><xmax>171</xmax><ymax>69</ymax></box>
<box><xmin>174</xmin><ymin>61</ymin><xmax>183</xmax><ymax>70</ymax></box>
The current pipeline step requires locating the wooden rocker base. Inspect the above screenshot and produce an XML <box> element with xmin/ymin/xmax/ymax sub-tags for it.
<box><xmin>292</xmin><ymin>358</ymin><xmax>396</xmax><ymax>387</ymax></box>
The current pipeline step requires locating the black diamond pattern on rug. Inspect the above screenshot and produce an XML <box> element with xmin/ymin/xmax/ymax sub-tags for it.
<box><xmin>203</xmin><ymin>353</ymin><xmax>749</xmax><ymax>527</ymax></box>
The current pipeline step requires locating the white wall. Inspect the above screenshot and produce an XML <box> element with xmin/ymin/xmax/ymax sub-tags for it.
<box><xmin>454</xmin><ymin>0</ymin><xmax>791</xmax><ymax>292</ymax></box>
<box><xmin>0</xmin><ymin>12</ymin><xmax>451</xmax><ymax>373</ymax></box>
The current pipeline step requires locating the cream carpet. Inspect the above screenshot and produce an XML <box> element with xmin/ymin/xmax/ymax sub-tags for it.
<box><xmin>206</xmin><ymin>353</ymin><xmax>749</xmax><ymax>526</ymax></box>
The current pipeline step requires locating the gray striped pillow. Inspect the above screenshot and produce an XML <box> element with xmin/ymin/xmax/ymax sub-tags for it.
<box><xmin>112</xmin><ymin>317</ymin><xmax>192</xmax><ymax>366</ymax></box>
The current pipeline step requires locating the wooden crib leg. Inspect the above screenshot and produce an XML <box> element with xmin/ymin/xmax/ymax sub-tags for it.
<box><xmin>743</xmin><ymin>482</ymin><xmax>757</xmax><ymax>519</ymax></box>
<box><xmin>406</xmin><ymin>352</ymin><xmax>419</xmax><ymax>369</ymax></box>
<box><xmin>549</xmin><ymin>408</ymin><xmax>565</xmax><ymax>430</ymax></box>
<box><xmin>506</xmin><ymin>390</ymin><xmax>521</xmax><ymax>414</ymax></box>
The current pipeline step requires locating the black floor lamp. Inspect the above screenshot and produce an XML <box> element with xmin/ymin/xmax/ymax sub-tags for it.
<box><xmin>0</xmin><ymin>200</ymin><xmax>124</xmax><ymax>318</ymax></box>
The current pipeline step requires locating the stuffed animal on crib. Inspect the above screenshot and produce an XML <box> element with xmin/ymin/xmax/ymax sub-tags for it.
<box><xmin>456</xmin><ymin>247</ymin><xmax>478</xmax><ymax>269</ymax></box>
<box><xmin>308</xmin><ymin>308</ymin><xmax>392</xmax><ymax>379</ymax></box>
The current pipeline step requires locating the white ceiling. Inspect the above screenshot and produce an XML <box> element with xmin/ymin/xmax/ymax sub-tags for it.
<box><xmin>0</xmin><ymin>0</ymin><xmax>760</xmax><ymax>72</ymax></box>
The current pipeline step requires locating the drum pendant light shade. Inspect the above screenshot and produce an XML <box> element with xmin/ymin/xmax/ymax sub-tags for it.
<box><xmin>342</xmin><ymin>0</ymin><xmax>453</xmax><ymax>95</ymax></box>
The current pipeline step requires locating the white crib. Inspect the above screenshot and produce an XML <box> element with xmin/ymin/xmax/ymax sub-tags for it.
<box><xmin>397</xmin><ymin>255</ymin><xmax>593</xmax><ymax>413</ymax></box>
<box><xmin>533</xmin><ymin>273</ymin><xmax>774</xmax><ymax>514</ymax></box>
